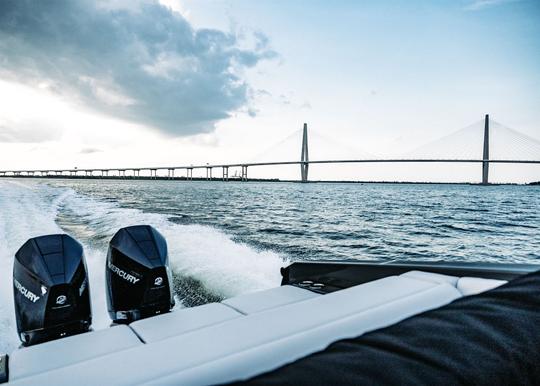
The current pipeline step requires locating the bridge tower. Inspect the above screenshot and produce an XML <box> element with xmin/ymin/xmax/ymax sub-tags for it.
<box><xmin>300</xmin><ymin>123</ymin><xmax>309</xmax><ymax>182</ymax></box>
<box><xmin>482</xmin><ymin>114</ymin><xmax>490</xmax><ymax>185</ymax></box>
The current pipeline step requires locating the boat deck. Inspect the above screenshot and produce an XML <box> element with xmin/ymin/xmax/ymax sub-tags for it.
<box><xmin>3</xmin><ymin>261</ymin><xmax>538</xmax><ymax>385</ymax></box>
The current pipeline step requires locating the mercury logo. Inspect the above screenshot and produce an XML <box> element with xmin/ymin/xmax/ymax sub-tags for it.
<box><xmin>14</xmin><ymin>279</ymin><xmax>40</xmax><ymax>303</ymax></box>
<box><xmin>154</xmin><ymin>277</ymin><xmax>163</xmax><ymax>286</ymax></box>
<box><xmin>56</xmin><ymin>295</ymin><xmax>67</xmax><ymax>305</ymax></box>
<box><xmin>108</xmin><ymin>261</ymin><xmax>140</xmax><ymax>284</ymax></box>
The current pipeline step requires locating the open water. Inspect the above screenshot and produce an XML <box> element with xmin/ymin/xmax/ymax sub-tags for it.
<box><xmin>0</xmin><ymin>178</ymin><xmax>538</xmax><ymax>353</ymax></box>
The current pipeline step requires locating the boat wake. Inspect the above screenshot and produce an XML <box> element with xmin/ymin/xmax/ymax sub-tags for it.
<box><xmin>0</xmin><ymin>179</ymin><xmax>286</xmax><ymax>355</ymax></box>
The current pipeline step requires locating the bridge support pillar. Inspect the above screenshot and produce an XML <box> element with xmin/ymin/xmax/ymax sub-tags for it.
<box><xmin>206</xmin><ymin>167</ymin><xmax>212</xmax><ymax>180</ymax></box>
<box><xmin>482</xmin><ymin>114</ymin><xmax>490</xmax><ymax>185</ymax></box>
<box><xmin>241</xmin><ymin>165</ymin><xmax>248</xmax><ymax>181</ymax></box>
<box><xmin>300</xmin><ymin>123</ymin><xmax>309</xmax><ymax>182</ymax></box>
<box><xmin>186</xmin><ymin>168</ymin><xmax>193</xmax><ymax>180</ymax></box>
<box><xmin>223</xmin><ymin>166</ymin><xmax>229</xmax><ymax>181</ymax></box>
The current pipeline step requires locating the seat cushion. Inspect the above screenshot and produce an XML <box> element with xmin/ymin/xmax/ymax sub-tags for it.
<box><xmin>401</xmin><ymin>270</ymin><xmax>459</xmax><ymax>286</ymax></box>
<box><xmin>156</xmin><ymin>282</ymin><xmax>460</xmax><ymax>385</ymax></box>
<box><xmin>457</xmin><ymin>277</ymin><xmax>507</xmax><ymax>296</ymax></box>
<box><xmin>222</xmin><ymin>285</ymin><xmax>320</xmax><ymax>314</ymax></box>
<box><xmin>130</xmin><ymin>303</ymin><xmax>242</xmax><ymax>343</ymax></box>
<box><xmin>8</xmin><ymin>325</ymin><xmax>141</xmax><ymax>381</ymax></box>
<box><xmin>9</xmin><ymin>275</ymin><xmax>461</xmax><ymax>385</ymax></box>
<box><xmin>237</xmin><ymin>270</ymin><xmax>540</xmax><ymax>386</ymax></box>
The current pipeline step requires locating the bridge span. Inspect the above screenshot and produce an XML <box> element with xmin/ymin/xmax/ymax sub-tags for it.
<box><xmin>1</xmin><ymin>115</ymin><xmax>539</xmax><ymax>183</ymax></box>
<box><xmin>0</xmin><ymin>158</ymin><xmax>538</xmax><ymax>181</ymax></box>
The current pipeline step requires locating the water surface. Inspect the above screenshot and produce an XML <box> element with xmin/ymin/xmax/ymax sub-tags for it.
<box><xmin>0</xmin><ymin>179</ymin><xmax>538</xmax><ymax>353</ymax></box>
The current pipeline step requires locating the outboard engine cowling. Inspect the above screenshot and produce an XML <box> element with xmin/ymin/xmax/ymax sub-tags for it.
<box><xmin>13</xmin><ymin>234</ymin><xmax>92</xmax><ymax>346</ymax></box>
<box><xmin>106</xmin><ymin>225</ymin><xmax>174</xmax><ymax>323</ymax></box>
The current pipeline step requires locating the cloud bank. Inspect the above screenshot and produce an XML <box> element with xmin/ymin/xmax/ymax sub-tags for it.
<box><xmin>0</xmin><ymin>0</ymin><xmax>276</xmax><ymax>137</ymax></box>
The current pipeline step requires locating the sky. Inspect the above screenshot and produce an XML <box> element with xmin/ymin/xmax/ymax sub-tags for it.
<box><xmin>0</xmin><ymin>0</ymin><xmax>539</xmax><ymax>182</ymax></box>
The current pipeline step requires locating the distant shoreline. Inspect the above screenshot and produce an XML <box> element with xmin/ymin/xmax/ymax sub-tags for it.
<box><xmin>1</xmin><ymin>175</ymin><xmax>538</xmax><ymax>186</ymax></box>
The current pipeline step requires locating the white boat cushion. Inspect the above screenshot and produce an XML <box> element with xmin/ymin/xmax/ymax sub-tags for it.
<box><xmin>130</xmin><ymin>303</ymin><xmax>242</xmax><ymax>343</ymax></box>
<box><xmin>457</xmin><ymin>277</ymin><xmax>507</xmax><ymax>296</ymax></box>
<box><xmin>9</xmin><ymin>275</ymin><xmax>461</xmax><ymax>385</ymax></box>
<box><xmin>151</xmin><ymin>284</ymin><xmax>460</xmax><ymax>386</ymax></box>
<box><xmin>222</xmin><ymin>285</ymin><xmax>320</xmax><ymax>314</ymax></box>
<box><xmin>401</xmin><ymin>270</ymin><xmax>459</xmax><ymax>286</ymax></box>
<box><xmin>8</xmin><ymin>325</ymin><xmax>141</xmax><ymax>381</ymax></box>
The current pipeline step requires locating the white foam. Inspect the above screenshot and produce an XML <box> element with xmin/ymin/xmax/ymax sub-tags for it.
<box><xmin>0</xmin><ymin>179</ymin><xmax>287</xmax><ymax>354</ymax></box>
<box><xmin>0</xmin><ymin>180</ymin><xmax>63</xmax><ymax>354</ymax></box>
<box><xmin>55</xmin><ymin>187</ymin><xmax>287</xmax><ymax>303</ymax></box>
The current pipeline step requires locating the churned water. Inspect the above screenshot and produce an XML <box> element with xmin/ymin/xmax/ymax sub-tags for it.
<box><xmin>0</xmin><ymin>178</ymin><xmax>539</xmax><ymax>354</ymax></box>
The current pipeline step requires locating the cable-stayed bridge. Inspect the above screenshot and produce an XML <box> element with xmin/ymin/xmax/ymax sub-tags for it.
<box><xmin>1</xmin><ymin>115</ymin><xmax>539</xmax><ymax>184</ymax></box>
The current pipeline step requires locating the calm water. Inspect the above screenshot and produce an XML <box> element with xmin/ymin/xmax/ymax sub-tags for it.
<box><xmin>0</xmin><ymin>178</ymin><xmax>539</xmax><ymax>353</ymax></box>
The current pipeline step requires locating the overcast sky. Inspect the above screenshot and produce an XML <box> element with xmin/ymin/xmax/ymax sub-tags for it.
<box><xmin>0</xmin><ymin>0</ymin><xmax>539</xmax><ymax>182</ymax></box>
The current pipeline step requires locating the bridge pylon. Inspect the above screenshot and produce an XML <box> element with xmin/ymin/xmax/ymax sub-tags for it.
<box><xmin>300</xmin><ymin>123</ymin><xmax>309</xmax><ymax>182</ymax></box>
<box><xmin>482</xmin><ymin>114</ymin><xmax>490</xmax><ymax>185</ymax></box>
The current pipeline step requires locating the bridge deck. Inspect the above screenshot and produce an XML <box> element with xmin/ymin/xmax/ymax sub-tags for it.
<box><xmin>0</xmin><ymin>158</ymin><xmax>539</xmax><ymax>175</ymax></box>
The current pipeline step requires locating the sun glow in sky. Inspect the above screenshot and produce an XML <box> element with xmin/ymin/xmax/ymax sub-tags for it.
<box><xmin>0</xmin><ymin>0</ymin><xmax>539</xmax><ymax>182</ymax></box>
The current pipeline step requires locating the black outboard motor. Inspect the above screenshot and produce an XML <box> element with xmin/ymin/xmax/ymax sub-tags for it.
<box><xmin>13</xmin><ymin>234</ymin><xmax>92</xmax><ymax>346</ymax></box>
<box><xmin>106</xmin><ymin>225</ymin><xmax>174</xmax><ymax>323</ymax></box>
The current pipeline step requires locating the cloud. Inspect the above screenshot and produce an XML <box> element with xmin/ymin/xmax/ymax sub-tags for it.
<box><xmin>0</xmin><ymin>0</ymin><xmax>276</xmax><ymax>137</ymax></box>
<box><xmin>463</xmin><ymin>0</ymin><xmax>519</xmax><ymax>11</ymax></box>
<box><xmin>80</xmin><ymin>148</ymin><xmax>103</xmax><ymax>154</ymax></box>
<box><xmin>0</xmin><ymin>124</ymin><xmax>62</xmax><ymax>143</ymax></box>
